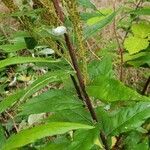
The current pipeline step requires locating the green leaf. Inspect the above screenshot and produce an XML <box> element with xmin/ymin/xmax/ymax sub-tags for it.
<box><xmin>19</xmin><ymin>89</ymin><xmax>83</xmax><ymax>115</ymax></box>
<box><xmin>95</xmin><ymin>107</ymin><xmax>112</xmax><ymax>135</ymax></box>
<box><xmin>87</xmin><ymin>16</ymin><xmax>103</xmax><ymax>26</ymax></box>
<box><xmin>2</xmin><ymin>122</ymin><xmax>94</xmax><ymax>150</ymax></box>
<box><xmin>24</xmin><ymin>37</ymin><xmax>38</xmax><ymax>49</ymax></box>
<box><xmin>130</xmin><ymin>8</ymin><xmax>150</xmax><ymax>16</ymax></box>
<box><xmin>0</xmin><ymin>42</ymin><xmax>26</xmax><ymax>53</ymax></box>
<box><xmin>40</xmin><ymin>142</ymin><xmax>69</xmax><ymax>150</ymax></box>
<box><xmin>88</xmin><ymin>56</ymin><xmax>113</xmax><ymax>80</ymax></box>
<box><xmin>124</xmin><ymin>36</ymin><xmax>149</xmax><ymax>54</ymax></box>
<box><xmin>80</xmin><ymin>12</ymin><xmax>103</xmax><ymax>21</ymax></box>
<box><xmin>107</xmin><ymin>102</ymin><xmax>150</xmax><ymax>136</ymax></box>
<box><xmin>87</xmin><ymin>76</ymin><xmax>150</xmax><ymax>102</ymax></box>
<box><xmin>131</xmin><ymin>23</ymin><xmax>150</xmax><ymax>38</ymax></box>
<box><xmin>124</xmin><ymin>52</ymin><xmax>148</xmax><ymax>62</ymax></box>
<box><xmin>0</xmin><ymin>90</ymin><xmax>24</xmax><ymax>114</ymax></box>
<box><xmin>68</xmin><ymin>128</ymin><xmax>99</xmax><ymax>150</ymax></box>
<box><xmin>41</xmin><ymin>128</ymin><xmax>99</xmax><ymax>150</ymax></box>
<box><xmin>46</xmin><ymin>108</ymin><xmax>92</xmax><ymax>125</ymax></box>
<box><xmin>0</xmin><ymin>70</ymin><xmax>72</xmax><ymax>113</ymax></box>
<box><xmin>0</xmin><ymin>124</ymin><xmax>6</xmax><ymax>149</ymax></box>
<box><xmin>19</xmin><ymin>70</ymin><xmax>72</xmax><ymax>101</ymax></box>
<box><xmin>128</xmin><ymin>55</ymin><xmax>150</xmax><ymax>67</ymax></box>
<box><xmin>0</xmin><ymin>36</ymin><xmax>33</xmax><ymax>52</ymax></box>
<box><xmin>86</xmin><ymin>9</ymin><xmax>112</xmax><ymax>26</ymax></box>
<box><xmin>9</xmin><ymin>8</ymin><xmax>43</xmax><ymax>17</ymax></box>
<box><xmin>0</xmin><ymin>57</ymin><xmax>60</xmax><ymax>69</ymax></box>
<box><xmin>77</xmin><ymin>0</ymin><xmax>96</xmax><ymax>9</ymax></box>
<box><xmin>124</xmin><ymin>52</ymin><xmax>150</xmax><ymax>67</ymax></box>
<box><xmin>123</xmin><ymin>131</ymin><xmax>149</xmax><ymax>150</ymax></box>
<box><xmin>84</xmin><ymin>11</ymin><xmax>116</xmax><ymax>39</ymax></box>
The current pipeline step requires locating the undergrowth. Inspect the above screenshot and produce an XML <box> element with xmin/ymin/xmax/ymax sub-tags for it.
<box><xmin>0</xmin><ymin>0</ymin><xmax>150</xmax><ymax>150</ymax></box>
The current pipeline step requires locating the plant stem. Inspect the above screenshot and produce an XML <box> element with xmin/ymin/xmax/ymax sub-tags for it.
<box><xmin>52</xmin><ymin>0</ymin><xmax>109</xmax><ymax>149</ymax></box>
<box><xmin>52</xmin><ymin>0</ymin><xmax>97</xmax><ymax>121</ymax></box>
<box><xmin>141</xmin><ymin>76</ymin><xmax>150</xmax><ymax>95</ymax></box>
<box><xmin>63</xmin><ymin>33</ymin><xmax>98</xmax><ymax>121</ymax></box>
<box><xmin>52</xmin><ymin>0</ymin><xmax>64</xmax><ymax>22</ymax></box>
<box><xmin>123</xmin><ymin>0</ymin><xmax>143</xmax><ymax>43</ymax></box>
<box><xmin>113</xmin><ymin>0</ymin><xmax>124</xmax><ymax>82</ymax></box>
<box><xmin>70</xmin><ymin>75</ymin><xmax>83</xmax><ymax>100</ymax></box>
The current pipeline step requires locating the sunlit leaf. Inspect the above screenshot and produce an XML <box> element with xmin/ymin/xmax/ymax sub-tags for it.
<box><xmin>84</xmin><ymin>11</ymin><xmax>116</xmax><ymax>39</ymax></box>
<box><xmin>0</xmin><ymin>57</ymin><xmax>60</xmax><ymax>69</ymax></box>
<box><xmin>124</xmin><ymin>36</ymin><xmax>149</xmax><ymax>54</ymax></box>
<box><xmin>131</xmin><ymin>23</ymin><xmax>150</xmax><ymax>38</ymax></box>
<box><xmin>87</xmin><ymin>76</ymin><xmax>150</xmax><ymax>102</ymax></box>
<box><xmin>2</xmin><ymin>122</ymin><xmax>94</xmax><ymax>150</ymax></box>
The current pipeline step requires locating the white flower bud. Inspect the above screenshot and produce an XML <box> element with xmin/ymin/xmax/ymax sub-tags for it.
<box><xmin>52</xmin><ymin>26</ymin><xmax>67</xmax><ymax>36</ymax></box>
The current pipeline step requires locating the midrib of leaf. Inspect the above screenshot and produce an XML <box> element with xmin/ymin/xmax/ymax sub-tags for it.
<box><xmin>22</xmin><ymin>100</ymin><xmax>80</xmax><ymax>106</ymax></box>
<box><xmin>108</xmin><ymin>105</ymin><xmax>150</xmax><ymax>135</ymax></box>
<box><xmin>0</xmin><ymin>57</ymin><xmax>60</xmax><ymax>69</ymax></box>
<box><xmin>70</xmin><ymin>109</ymin><xmax>92</xmax><ymax>124</ymax></box>
<box><xmin>20</xmin><ymin>76</ymin><xmax>57</xmax><ymax>101</ymax></box>
<box><xmin>2</xmin><ymin>122</ymin><xmax>94</xmax><ymax>150</ymax></box>
<box><xmin>0</xmin><ymin>71</ymin><xmax>72</xmax><ymax>113</ymax></box>
<box><xmin>20</xmin><ymin>102</ymin><xmax>82</xmax><ymax>115</ymax></box>
<box><xmin>20</xmin><ymin>70</ymin><xmax>73</xmax><ymax>101</ymax></box>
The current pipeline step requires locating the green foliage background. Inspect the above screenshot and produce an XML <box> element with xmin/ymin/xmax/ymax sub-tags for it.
<box><xmin>0</xmin><ymin>0</ymin><xmax>149</xmax><ymax>150</ymax></box>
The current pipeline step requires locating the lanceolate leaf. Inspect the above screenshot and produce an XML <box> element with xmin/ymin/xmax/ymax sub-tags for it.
<box><xmin>0</xmin><ymin>57</ymin><xmax>60</xmax><ymax>69</ymax></box>
<box><xmin>19</xmin><ymin>70</ymin><xmax>72</xmax><ymax>101</ymax></box>
<box><xmin>84</xmin><ymin>11</ymin><xmax>116</xmax><ymax>39</ymax></box>
<box><xmin>0</xmin><ymin>43</ymin><xmax>26</xmax><ymax>53</ymax></box>
<box><xmin>107</xmin><ymin>102</ymin><xmax>150</xmax><ymax>136</ymax></box>
<box><xmin>0</xmin><ymin>70</ymin><xmax>73</xmax><ymax>113</ymax></box>
<box><xmin>2</xmin><ymin>122</ymin><xmax>94</xmax><ymax>150</ymax></box>
<box><xmin>86</xmin><ymin>9</ymin><xmax>112</xmax><ymax>26</ymax></box>
<box><xmin>19</xmin><ymin>89</ymin><xmax>83</xmax><ymax>115</ymax></box>
<box><xmin>87</xmin><ymin>76</ymin><xmax>150</xmax><ymax>102</ymax></box>
<box><xmin>80</xmin><ymin>12</ymin><xmax>103</xmax><ymax>21</ymax></box>
<box><xmin>41</xmin><ymin>128</ymin><xmax>99</xmax><ymax>150</ymax></box>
